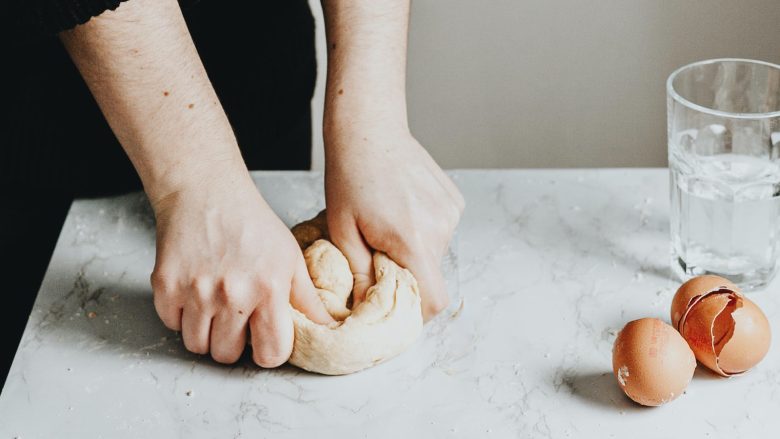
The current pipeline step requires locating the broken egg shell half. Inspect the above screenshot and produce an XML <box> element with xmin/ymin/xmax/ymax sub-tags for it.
<box><xmin>670</xmin><ymin>275</ymin><xmax>739</xmax><ymax>330</ymax></box>
<box><xmin>671</xmin><ymin>275</ymin><xmax>771</xmax><ymax>376</ymax></box>
<box><xmin>678</xmin><ymin>289</ymin><xmax>771</xmax><ymax>376</ymax></box>
<box><xmin>612</xmin><ymin>318</ymin><xmax>696</xmax><ymax>406</ymax></box>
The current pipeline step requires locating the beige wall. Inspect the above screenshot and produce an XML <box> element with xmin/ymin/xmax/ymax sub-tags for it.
<box><xmin>310</xmin><ymin>1</ymin><xmax>780</xmax><ymax>170</ymax></box>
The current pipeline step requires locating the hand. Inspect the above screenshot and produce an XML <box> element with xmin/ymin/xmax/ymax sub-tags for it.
<box><xmin>325</xmin><ymin>128</ymin><xmax>465</xmax><ymax>320</ymax></box>
<box><xmin>149</xmin><ymin>166</ymin><xmax>333</xmax><ymax>366</ymax></box>
<box><xmin>59</xmin><ymin>0</ymin><xmax>334</xmax><ymax>365</ymax></box>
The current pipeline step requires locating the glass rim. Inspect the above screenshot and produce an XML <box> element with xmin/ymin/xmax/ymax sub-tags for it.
<box><xmin>666</xmin><ymin>58</ymin><xmax>780</xmax><ymax>120</ymax></box>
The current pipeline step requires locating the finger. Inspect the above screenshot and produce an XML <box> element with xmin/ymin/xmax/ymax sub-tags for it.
<box><xmin>249</xmin><ymin>287</ymin><xmax>294</xmax><ymax>368</ymax></box>
<box><xmin>290</xmin><ymin>255</ymin><xmax>335</xmax><ymax>324</ymax></box>
<box><xmin>153</xmin><ymin>295</ymin><xmax>183</xmax><ymax>332</ymax></box>
<box><xmin>181</xmin><ymin>306</ymin><xmax>213</xmax><ymax>355</ymax></box>
<box><xmin>327</xmin><ymin>212</ymin><xmax>374</xmax><ymax>306</ymax></box>
<box><xmin>209</xmin><ymin>309</ymin><xmax>249</xmax><ymax>364</ymax></box>
<box><xmin>402</xmin><ymin>252</ymin><xmax>450</xmax><ymax>322</ymax></box>
<box><xmin>150</xmin><ymin>272</ymin><xmax>183</xmax><ymax>331</ymax></box>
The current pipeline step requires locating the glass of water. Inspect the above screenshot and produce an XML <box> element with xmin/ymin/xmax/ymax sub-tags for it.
<box><xmin>668</xmin><ymin>58</ymin><xmax>780</xmax><ymax>290</ymax></box>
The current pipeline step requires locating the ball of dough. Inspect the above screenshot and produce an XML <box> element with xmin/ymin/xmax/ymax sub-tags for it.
<box><xmin>288</xmin><ymin>212</ymin><xmax>424</xmax><ymax>375</ymax></box>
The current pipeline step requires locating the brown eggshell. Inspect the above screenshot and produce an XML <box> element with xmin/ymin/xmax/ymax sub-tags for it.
<box><xmin>612</xmin><ymin>318</ymin><xmax>696</xmax><ymax>406</ymax></box>
<box><xmin>671</xmin><ymin>275</ymin><xmax>740</xmax><ymax>330</ymax></box>
<box><xmin>679</xmin><ymin>292</ymin><xmax>734</xmax><ymax>376</ymax></box>
<box><xmin>717</xmin><ymin>297</ymin><xmax>771</xmax><ymax>374</ymax></box>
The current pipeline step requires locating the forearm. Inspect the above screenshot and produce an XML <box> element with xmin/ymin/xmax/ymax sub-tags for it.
<box><xmin>59</xmin><ymin>0</ymin><xmax>246</xmax><ymax>205</ymax></box>
<box><xmin>321</xmin><ymin>0</ymin><xmax>411</xmax><ymax>143</ymax></box>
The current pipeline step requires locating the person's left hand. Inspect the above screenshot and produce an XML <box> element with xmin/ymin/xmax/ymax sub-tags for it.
<box><xmin>324</xmin><ymin>127</ymin><xmax>465</xmax><ymax>321</ymax></box>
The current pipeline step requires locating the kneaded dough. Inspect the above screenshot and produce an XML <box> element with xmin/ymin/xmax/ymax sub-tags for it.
<box><xmin>288</xmin><ymin>211</ymin><xmax>424</xmax><ymax>375</ymax></box>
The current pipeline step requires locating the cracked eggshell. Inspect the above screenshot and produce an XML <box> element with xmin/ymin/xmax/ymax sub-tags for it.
<box><xmin>717</xmin><ymin>297</ymin><xmax>771</xmax><ymax>374</ymax></box>
<box><xmin>671</xmin><ymin>275</ymin><xmax>739</xmax><ymax>330</ymax></box>
<box><xmin>679</xmin><ymin>291</ymin><xmax>735</xmax><ymax>376</ymax></box>
<box><xmin>612</xmin><ymin>318</ymin><xmax>696</xmax><ymax>406</ymax></box>
<box><xmin>681</xmin><ymin>291</ymin><xmax>771</xmax><ymax>376</ymax></box>
<box><xmin>672</xmin><ymin>275</ymin><xmax>771</xmax><ymax>376</ymax></box>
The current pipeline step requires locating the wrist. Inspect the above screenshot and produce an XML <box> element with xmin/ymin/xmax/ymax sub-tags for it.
<box><xmin>323</xmin><ymin>106</ymin><xmax>410</xmax><ymax>150</ymax></box>
<box><xmin>323</xmin><ymin>76</ymin><xmax>410</xmax><ymax>139</ymax></box>
<box><xmin>144</xmin><ymin>149</ymin><xmax>252</xmax><ymax>212</ymax></box>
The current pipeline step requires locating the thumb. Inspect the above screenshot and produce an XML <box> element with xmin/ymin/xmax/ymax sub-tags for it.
<box><xmin>290</xmin><ymin>254</ymin><xmax>335</xmax><ymax>324</ymax></box>
<box><xmin>327</xmin><ymin>213</ymin><xmax>374</xmax><ymax>306</ymax></box>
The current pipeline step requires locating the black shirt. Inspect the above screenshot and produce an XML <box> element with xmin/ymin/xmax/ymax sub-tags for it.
<box><xmin>5</xmin><ymin>0</ymin><xmax>316</xmax><ymax>198</ymax></box>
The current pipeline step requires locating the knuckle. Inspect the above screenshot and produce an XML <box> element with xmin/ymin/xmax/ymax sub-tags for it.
<box><xmin>189</xmin><ymin>276</ymin><xmax>214</xmax><ymax>306</ymax></box>
<box><xmin>190</xmin><ymin>275</ymin><xmax>213</xmax><ymax>295</ymax></box>
<box><xmin>255</xmin><ymin>276</ymin><xmax>286</xmax><ymax>295</ymax></box>
<box><xmin>214</xmin><ymin>277</ymin><xmax>254</xmax><ymax>311</ymax></box>
<box><xmin>150</xmin><ymin>269</ymin><xmax>176</xmax><ymax>296</ymax></box>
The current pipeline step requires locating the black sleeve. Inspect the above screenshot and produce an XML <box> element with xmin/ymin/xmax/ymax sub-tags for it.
<box><xmin>13</xmin><ymin>0</ymin><xmax>129</xmax><ymax>39</ymax></box>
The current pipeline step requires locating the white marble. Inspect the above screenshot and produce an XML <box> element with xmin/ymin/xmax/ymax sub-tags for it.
<box><xmin>1</xmin><ymin>170</ymin><xmax>778</xmax><ymax>438</ymax></box>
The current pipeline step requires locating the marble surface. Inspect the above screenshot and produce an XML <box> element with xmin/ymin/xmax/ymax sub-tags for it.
<box><xmin>1</xmin><ymin>169</ymin><xmax>778</xmax><ymax>438</ymax></box>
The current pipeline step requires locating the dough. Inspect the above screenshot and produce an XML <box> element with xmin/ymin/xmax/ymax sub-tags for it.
<box><xmin>288</xmin><ymin>211</ymin><xmax>424</xmax><ymax>375</ymax></box>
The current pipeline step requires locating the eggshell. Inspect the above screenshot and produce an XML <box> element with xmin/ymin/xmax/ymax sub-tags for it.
<box><xmin>612</xmin><ymin>318</ymin><xmax>696</xmax><ymax>406</ymax></box>
<box><xmin>716</xmin><ymin>297</ymin><xmax>771</xmax><ymax>374</ymax></box>
<box><xmin>673</xmin><ymin>275</ymin><xmax>772</xmax><ymax>376</ymax></box>
<box><xmin>671</xmin><ymin>275</ymin><xmax>739</xmax><ymax>330</ymax></box>
<box><xmin>679</xmin><ymin>292</ymin><xmax>735</xmax><ymax>376</ymax></box>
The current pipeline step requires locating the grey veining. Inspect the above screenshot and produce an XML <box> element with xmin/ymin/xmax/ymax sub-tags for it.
<box><xmin>1</xmin><ymin>170</ymin><xmax>778</xmax><ymax>438</ymax></box>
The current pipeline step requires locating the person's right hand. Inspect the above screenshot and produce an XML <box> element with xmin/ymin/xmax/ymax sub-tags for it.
<box><xmin>149</xmin><ymin>167</ymin><xmax>333</xmax><ymax>366</ymax></box>
<box><xmin>58</xmin><ymin>0</ymin><xmax>333</xmax><ymax>365</ymax></box>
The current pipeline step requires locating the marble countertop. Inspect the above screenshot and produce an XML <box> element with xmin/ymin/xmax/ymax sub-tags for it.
<box><xmin>1</xmin><ymin>169</ymin><xmax>778</xmax><ymax>438</ymax></box>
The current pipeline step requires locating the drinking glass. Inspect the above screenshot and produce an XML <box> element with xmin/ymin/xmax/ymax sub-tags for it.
<box><xmin>667</xmin><ymin>58</ymin><xmax>780</xmax><ymax>290</ymax></box>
